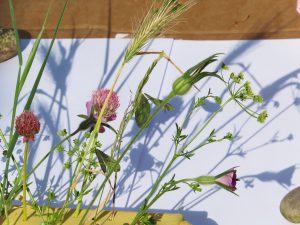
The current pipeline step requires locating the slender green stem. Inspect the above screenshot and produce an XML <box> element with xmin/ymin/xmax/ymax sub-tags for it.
<box><xmin>0</xmin><ymin>129</ymin><xmax>21</xmax><ymax>174</ymax></box>
<box><xmin>72</xmin><ymin>62</ymin><xmax>125</xmax><ymax>188</ymax></box>
<box><xmin>129</xmin><ymin>155</ymin><xmax>177</xmax><ymax>225</ymax></box>
<box><xmin>92</xmin><ymin>187</ymin><xmax>106</xmax><ymax>224</ymax></box>
<box><xmin>179</xmin><ymin>96</ymin><xmax>234</xmax><ymax>154</ymax></box>
<box><xmin>129</xmin><ymin>97</ymin><xmax>235</xmax><ymax>225</ymax></box>
<box><xmin>27</xmin><ymin>133</ymin><xmax>73</xmax><ymax>178</ymax></box>
<box><xmin>26</xmin><ymin>187</ymin><xmax>44</xmax><ymax>221</ymax></box>
<box><xmin>107</xmin><ymin>55</ymin><xmax>164</xmax><ymax>215</ymax></box>
<box><xmin>79</xmin><ymin>92</ymin><xmax>176</xmax><ymax>224</ymax></box>
<box><xmin>8</xmin><ymin>0</ymin><xmax>22</xmax><ymax>143</ymax></box>
<box><xmin>22</xmin><ymin>142</ymin><xmax>28</xmax><ymax>221</ymax></box>
<box><xmin>0</xmin><ymin>129</ymin><xmax>9</xmax><ymax>149</ymax></box>
<box><xmin>4</xmin><ymin>203</ymin><xmax>9</xmax><ymax>225</ymax></box>
<box><xmin>64</xmin><ymin>61</ymin><xmax>126</xmax><ymax>220</ymax></box>
<box><xmin>57</xmin><ymin>156</ymin><xmax>81</xmax><ymax>223</ymax></box>
<box><xmin>74</xmin><ymin>149</ymin><xmax>94</xmax><ymax>217</ymax></box>
<box><xmin>9</xmin><ymin>67</ymin><xmax>21</xmax><ymax>142</ymax></box>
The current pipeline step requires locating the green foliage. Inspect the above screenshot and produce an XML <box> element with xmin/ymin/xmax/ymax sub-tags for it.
<box><xmin>84</xmin><ymin>132</ymin><xmax>91</xmax><ymax>139</ymax></box>
<box><xmin>135</xmin><ymin>94</ymin><xmax>151</xmax><ymax>128</ymax></box>
<box><xmin>95</xmin><ymin>149</ymin><xmax>121</xmax><ymax>173</ymax></box>
<box><xmin>257</xmin><ymin>110</ymin><xmax>268</xmax><ymax>123</ymax></box>
<box><xmin>221</xmin><ymin>63</ymin><xmax>229</xmax><ymax>71</ymax></box>
<box><xmin>140</xmin><ymin>213</ymin><xmax>157</xmax><ymax>225</ymax></box>
<box><xmin>224</xmin><ymin>132</ymin><xmax>234</xmax><ymax>141</ymax></box>
<box><xmin>145</xmin><ymin>93</ymin><xmax>174</xmax><ymax>111</ymax></box>
<box><xmin>57</xmin><ymin>129</ymin><xmax>67</xmax><ymax>137</ymax></box>
<box><xmin>56</xmin><ymin>145</ymin><xmax>64</xmax><ymax>152</ymax></box>
<box><xmin>253</xmin><ymin>95</ymin><xmax>264</xmax><ymax>103</ymax></box>
<box><xmin>64</xmin><ymin>162</ymin><xmax>71</xmax><ymax>169</ymax></box>
<box><xmin>173</xmin><ymin>123</ymin><xmax>188</xmax><ymax>146</ymax></box>
<box><xmin>186</xmin><ymin>182</ymin><xmax>202</xmax><ymax>193</ymax></box>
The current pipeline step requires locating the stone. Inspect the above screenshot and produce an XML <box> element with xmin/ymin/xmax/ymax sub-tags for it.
<box><xmin>280</xmin><ymin>186</ymin><xmax>300</xmax><ymax>223</ymax></box>
<box><xmin>0</xmin><ymin>28</ymin><xmax>17</xmax><ymax>63</ymax></box>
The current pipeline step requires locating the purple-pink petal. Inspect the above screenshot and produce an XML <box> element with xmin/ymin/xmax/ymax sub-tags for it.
<box><xmin>86</xmin><ymin>101</ymin><xmax>93</xmax><ymax>116</ymax></box>
<box><xmin>86</xmin><ymin>88</ymin><xmax>120</xmax><ymax>133</ymax></box>
<box><xmin>216</xmin><ymin>170</ymin><xmax>237</xmax><ymax>191</ymax></box>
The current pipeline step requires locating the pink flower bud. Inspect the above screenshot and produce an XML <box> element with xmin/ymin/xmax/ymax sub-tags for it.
<box><xmin>215</xmin><ymin>168</ymin><xmax>238</xmax><ymax>192</ymax></box>
<box><xmin>15</xmin><ymin>111</ymin><xmax>40</xmax><ymax>143</ymax></box>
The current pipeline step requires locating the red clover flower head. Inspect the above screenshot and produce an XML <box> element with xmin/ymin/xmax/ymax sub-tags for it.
<box><xmin>86</xmin><ymin>89</ymin><xmax>120</xmax><ymax>121</ymax></box>
<box><xmin>86</xmin><ymin>89</ymin><xmax>120</xmax><ymax>132</ymax></box>
<box><xmin>15</xmin><ymin>111</ymin><xmax>40</xmax><ymax>143</ymax></box>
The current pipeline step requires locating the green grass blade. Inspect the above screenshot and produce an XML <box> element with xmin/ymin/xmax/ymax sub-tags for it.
<box><xmin>24</xmin><ymin>0</ymin><xmax>69</xmax><ymax>111</ymax></box>
<box><xmin>8</xmin><ymin>0</ymin><xmax>22</xmax><ymax>140</ymax></box>
<box><xmin>9</xmin><ymin>67</ymin><xmax>21</xmax><ymax>141</ymax></box>
<box><xmin>18</xmin><ymin>4</ymin><xmax>52</xmax><ymax>93</ymax></box>
<box><xmin>8</xmin><ymin>0</ymin><xmax>22</xmax><ymax>66</ymax></box>
<box><xmin>8</xmin><ymin>1</ymin><xmax>51</xmax><ymax>141</ymax></box>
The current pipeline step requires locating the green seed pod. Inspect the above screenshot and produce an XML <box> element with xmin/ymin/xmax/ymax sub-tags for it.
<box><xmin>172</xmin><ymin>76</ymin><xmax>193</xmax><ymax>96</ymax></box>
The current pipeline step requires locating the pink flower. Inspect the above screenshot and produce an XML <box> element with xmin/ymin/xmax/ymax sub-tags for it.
<box><xmin>86</xmin><ymin>89</ymin><xmax>120</xmax><ymax>132</ymax></box>
<box><xmin>215</xmin><ymin>168</ymin><xmax>238</xmax><ymax>192</ymax></box>
<box><xmin>297</xmin><ymin>0</ymin><xmax>300</xmax><ymax>13</ymax></box>
<box><xmin>15</xmin><ymin>111</ymin><xmax>40</xmax><ymax>143</ymax></box>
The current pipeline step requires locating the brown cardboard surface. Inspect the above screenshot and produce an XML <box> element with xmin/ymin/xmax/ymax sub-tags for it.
<box><xmin>1</xmin><ymin>0</ymin><xmax>300</xmax><ymax>40</ymax></box>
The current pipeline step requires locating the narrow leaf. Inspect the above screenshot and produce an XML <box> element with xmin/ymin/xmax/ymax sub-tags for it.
<box><xmin>77</xmin><ymin>114</ymin><xmax>89</xmax><ymax>119</ymax></box>
<box><xmin>144</xmin><ymin>93</ymin><xmax>174</xmax><ymax>111</ymax></box>
<box><xmin>102</xmin><ymin>123</ymin><xmax>117</xmax><ymax>134</ymax></box>
<box><xmin>95</xmin><ymin>149</ymin><xmax>120</xmax><ymax>173</ymax></box>
<box><xmin>8</xmin><ymin>0</ymin><xmax>22</xmax><ymax>65</ymax></box>
<box><xmin>184</xmin><ymin>54</ymin><xmax>221</xmax><ymax>78</ymax></box>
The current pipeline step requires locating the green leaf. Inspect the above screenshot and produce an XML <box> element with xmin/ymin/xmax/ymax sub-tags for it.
<box><xmin>77</xmin><ymin>114</ymin><xmax>89</xmax><ymax>119</ymax></box>
<box><xmin>95</xmin><ymin>149</ymin><xmax>120</xmax><ymax>173</ymax></box>
<box><xmin>221</xmin><ymin>63</ymin><xmax>229</xmax><ymax>71</ymax></box>
<box><xmin>83</xmin><ymin>188</ymin><xmax>93</xmax><ymax>196</ymax></box>
<box><xmin>191</xmin><ymin>71</ymin><xmax>225</xmax><ymax>84</ymax></box>
<box><xmin>135</xmin><ymin>94</ymin><xmax>151</xmax><ymax>128</ymax></box>
<box><xmin>213</xmin><ymin>96</ymin><xmax>222</xmax><ymax>105</ymax></box>
<box><xmin>8</xmin><ymin>0</ymin><xmax>22</xmax><ymax>65</ymax></box>
<box><xmin>74</xmin><ymin>189</ymin><xmax>79</xmax><ymax>198</ymax></box>
<box><xmin>17</xmin><ymin>6</ymin><xmax>52</xmax><ymax>94</ymax></box>
<box><xmin>102</xmin><ymin>123</ymin><xmax>117</xmax><ymax>134</ymax></box>
<box><xmin>144</xmin><ymin>93</ymin><xmax>174</xmax><ymax>111</ymax></box>
<box><xmin>185</xmin><ymin>54</ymin><xmax>221</xmax><ymax>78</ymax></box>
<box><xmin>57</xmin><ymin>129</ymin><xmax>67</xmax><ymax>137</ymax></box>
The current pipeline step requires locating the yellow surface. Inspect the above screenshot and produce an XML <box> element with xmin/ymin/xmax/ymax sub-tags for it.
<box><xmin>1</xmin><ymin>206</ymin><xmax>191</xmax><ymax>225</ymax></box>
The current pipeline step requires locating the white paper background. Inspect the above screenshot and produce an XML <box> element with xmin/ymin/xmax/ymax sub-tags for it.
<box><xmin>0</xmin><ymin>38</ymin><xmax>300</xmax><ymax>225</ymax></box>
